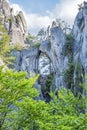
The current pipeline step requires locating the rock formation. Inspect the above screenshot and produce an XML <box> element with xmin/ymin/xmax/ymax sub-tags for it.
<box><xmin>40</xmin><ymin>27</ymin><xmax>67</xmax><ymax>91</ymax></box>
<box><xmin>72</xmin><ymin>1</ymin><xmax>87</xmax><ymax>95</ymax></box>
<box><xmin>0</xmin><ymin>0</ymin><xmax>28</xmax><ymax>45</ymax></box>
<box><xmin>1</xmin><ymin>0</ymin><xmax>87</xmax><ymax>99</ymax></box>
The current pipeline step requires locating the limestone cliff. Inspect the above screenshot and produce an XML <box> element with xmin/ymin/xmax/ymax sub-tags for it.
<box><xmin>72</xmin><ymin>1</ymin><xmax>87</xmax><ymax>95</ymax></box>
<box><xmin>1</xmin><ymin>0</ymin><xmax>87</xmax><ymax>99</ymax></box>
<box><xmin>0</xmin><ymin>0</ymin><xmax>28</xmax><ymax>45</ymax></box>
<box><xmin>39</xmin><ymin>1</ymin><xmax>87</xmax><ymax>95</ymax></box>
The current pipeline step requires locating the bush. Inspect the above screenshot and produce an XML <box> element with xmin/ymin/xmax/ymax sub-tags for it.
<box><xmin>31</xmin><ymin>42</ymin><xmax>40</xmax><ymax>48</ymax></box>
<box><xmin>66</xmin><ymin>33</ymin><xmax>74</xmax><ymax>42</ymax></box>
<box><xmin>63</xmin><ymin>34</ymin><xmax>74</xmax><ymax>57</ymax></box>
<box><xmin>11</xmin><ymin>42</ymin><xmax>23</xmax><ymax>51</ymax></box>
<box><xmin>8</xmin><ymin>17</ymin><xmax>13</xmax><ymax>22</ymax></box>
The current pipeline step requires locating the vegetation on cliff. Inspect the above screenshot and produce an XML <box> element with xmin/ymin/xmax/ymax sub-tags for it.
<box><xmin>0</xmin><ymin>23</ymin><xmax>15</xmax><ymax>65</ymax></box>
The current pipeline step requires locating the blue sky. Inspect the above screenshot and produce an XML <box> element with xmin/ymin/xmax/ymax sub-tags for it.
<box><xmin>8</xmin><ymin>0</ymin><xmax>85</xmax><ymax>35</ymax></box>
<box><xmin>9</xmin><ymin>0</ymin><xmax>60</xmax><ymax>15</ymax></box>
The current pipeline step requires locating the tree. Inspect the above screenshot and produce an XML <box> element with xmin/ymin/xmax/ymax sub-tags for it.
<box><xmin>0</xmin><ymin>67</ymin><xmax>87</xmax><ymax>130</ymax></box>
<box><xmin>55</xmin><ymin>19</ymin><xmax>71</xmax><ymax>34</ymax></box>
<box><xmin>0</xmin><ymin>23</ymin><xmax>14</xmax><ymax>65</ymax></box>
<box><xmin>0</xmin><ymin>23</ymin><xmax>10</xmax><ymax>56</ymax></box>
<box><xmin>0</xmin><ymin>67</ymin><xmax>38</xmax><ymax>129</ymax></box>
<box><xmin>78</xmin><ymin>3</ymin><xmax>83</xmax><ymax>11</ymax></box>
<box><xmin>37</xmin><ymin>28</ymin><xmax>45</xmax><ymax>36</ymax></box>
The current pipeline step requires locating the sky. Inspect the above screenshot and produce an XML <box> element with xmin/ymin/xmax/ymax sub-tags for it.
<box><xmin>8</xmin><ymin>0</ymin><xmax>85</xmax><ymax>35</ymax></box>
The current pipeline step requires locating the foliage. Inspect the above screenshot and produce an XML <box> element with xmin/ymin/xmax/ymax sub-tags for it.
<box><xmin>31</xmin><ymin>42</ymin><xmax>40</xmax><ymax>48</ymax></box>
<box><xmin>26</xmin><ymin>33</ymin><xmax>39</xmax><ymax>46</ymax></box>
<box><xmin>55</xmin><ymin>19</ymin><xmax>71</xmax><ymax>34</ymax></box>
<box><xmin>78</xmin><ymin>3</ymin><xmax>83</xmax><ymax>11</ymax></box>
<box><xmin>16</xmin><ymin>14</ymin><xmax>20</xmax><ymax>21</ymax></box>
<box><xmin>27</xmin><ymin>33</ymin><xmax>38</xmax><ymax>40</ymax></box>
<box><xmin>56</xmin><ymin>18</ymin><xmax>64</xmax><ymax>28</ymax></box>
<box><xmin>74</xmin><ymin>61</ymin><xmax>85</xmax><ymax>95</ymax></box>
<box><xmin>41</xmin><ymin>73</ymin><xmax>53</xmax><ymax>99</ymax></box>
<box><xmin>8</xmin><ymin>17</ymin><xmax>13</xmax><ymax>22</ymax></box>
<box><xmin>0</xmin><ymin>67</ymin><xmax>38</xmax><ymax>129</ymax></box>
<box><xmin>0</xmin><ymin>23</ymin><xmax>15</xmax><ymax>65</ymax></box>
<box><xmin>0</xmin><ymin>23</ymin><xmax>7</xmax><ymax>33</ymax></box>
<box><xmin>37</xmin><ymin>28</ymin><xmax>45</xmax><ymax>36</ymax></box>
<box><xmin>63</xmin><ymin>33</ymin><xmax>74</xmax><ymax>57</ymax></box>
<box><xmin>46</xmin><ymin>73</ymin><xmax>53</xmax><ymax>88</ymax></box>
<box><xmin>0</xmin><ymin>34</ymin><xmax>10</xmax><ymax>55</ymax></box>
<box><xmin>63</xmin><ymin>62</ymin><xmax>75</xmax><ymax>90</ymax></box>
<box><xmin>0</xmin><ymin>13</ymin><xmax>3</xmax><ymax>23</ymax></box>
<box><xmin>0</xmin><ymin>30</ymin><xmax>11</xmax><ymax>65</ymax></box>
<box><xmin>63</xmin><ymin>33</ymin><xmax>75</xmax><ymax>91</ymax></box>
<box><xmin>10</xmin><ymin>42</ymin><xmax>23</xmax><ymax>51</ymax></box>
<box><xmin>0</xmin><ymin>67</ymin><xmax>87</xmax><ymax>130</ymax></box>
<box><xmin>66</xmin><ymin>33</ymin><xmax>74</xmax><ymax>42</ymax></box>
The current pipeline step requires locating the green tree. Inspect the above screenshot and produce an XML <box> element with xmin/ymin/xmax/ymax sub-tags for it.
<box><xmin>37</xmin><ymin>28</ymin><xmax>45</xmax><ymax>36</ymax></box>
<box><xmin>0</xmin><ymin>23</ymin><xmax>10</xmax><ymax>56</ymax></box>
<box><xmin>0</xmin><ymin>67</ymin><xmax>38</xmax><ymax>129</ymax></box>
<box><xmin>78</xmin><ymin>3</ymin><xmax>83</xmax><ymax>11</ymax></box>
<box><xmin>0</xmin><ymin>67</ymin><xmax>87</xmax><ymax>130</ymax></box>
<box><xmin>0</xmin><ymin>23</ymin><xmax>13</xmax><ymax>65</ymax></box>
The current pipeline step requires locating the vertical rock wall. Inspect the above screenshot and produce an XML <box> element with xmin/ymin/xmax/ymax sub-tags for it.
<box><xmin>0</xmin><ymin>0</ymin><xmax>28</xmax><ymax>45</ymax></box>
<box><xmin>1</xmin><ymin>0</ymin><xmax>87</xmax><ymax>97</ymax></box>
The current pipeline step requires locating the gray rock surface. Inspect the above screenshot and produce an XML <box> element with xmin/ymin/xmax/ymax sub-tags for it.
<box><xmin>1</xmin><ymin>0</ymin><xmax>87</xmax><ymax>97</ymax></box>
<box><xmin>72</xmin><ymin>1</ymin><xmax>87</xmax><ymax>94</ymax></box>
<box><xmin>15</xmin><ymin>47</ymin><xmax>39</xmax><ymax>77</ymax></box>
<box><xmin>40</xmin><ymin>26</ymin><xmax>68</xmax><ymax>90</ymax></box>
<box><xmin>0</xmin><ymin>0</ymin><xmax>28</xmax><ymax>45</ymax></box>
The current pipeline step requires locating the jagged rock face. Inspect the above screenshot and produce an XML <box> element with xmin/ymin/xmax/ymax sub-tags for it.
<box><xmin>0</xmin><ymin>0</ymin><xmax>10</xmax><ymax>18</ymax></box>
<box><xmin>0</xmin><ymin>0</ymin><xmax>28</xmax><ymax>45</ymax></box>
<box><xmin>12</xmin><ymin>47</ymin><xmax>39</xmax><ymax>77</ymax></box>
<box><xmin>0</xmin><ymin>0</ymin><xmax>10</xmax><ymax>29</ymax></box>
<box><xmin>10</xmin><ymin>50</ymin><xmax>21</xmax><ymax>70</ymax></box>
<box><xmin>40</xmin><ymin>27</ymin><xmax>69</xmax><ymax>90</ymax></box>
<box><xmin>72</xmin><ymin>2</ymin><xmax>87</xmax><ymax>93</ymax></box>
<box><xmin>9</xmin><ymin>11</ymin><xmax>28</xmax><ymax>45</ymax></box>
<box><xmin>1</xmin><ymin>0</ymin><xmax>87</xmax><ymax>97</ymax></box>
<box><xmin>11</xmin><ymin>46</ymin><xmax>54</xmax><ymax>100</ymax></box>
<box><xmin>20</xmin><ymin>47</ymin><xmax>39</xmax><ymax>77</ymax></box>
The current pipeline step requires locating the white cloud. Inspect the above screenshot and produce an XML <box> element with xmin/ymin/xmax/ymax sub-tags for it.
<box><xmin>24</xmin><ymin>13</ymin><xmax>52</xmax><ymax>34</ymax></box>
<box><xmin>48</xmin><ymin>0</ymin><xmax>85</xmax><ymax>26</ymax></box>
<box><xmin>9</xmin><ymin>0</ymin><xmax>85</xmax><ymax>35</ymax></box>
<box><xmin>10</xmin><ymin>3</ymin><xmax>52</xmax><ymax>35</ymax></box>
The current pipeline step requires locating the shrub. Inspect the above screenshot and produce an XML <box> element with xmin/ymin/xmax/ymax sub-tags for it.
<box><xmin>63</xmin><ymin>33</ymin><xmax>74</xmax><ymax>56</ymax></box>
<box><xmin>11</xmin><ymin>42</ymin><xmax>23</xmax><ymax>51</ymax></box>
<box><xmin>66</xmin><ymin>33</ymin><xmax>74</xmax><ymax>42</ymax></box>
<box><xmin>8</xmin><ymin>17</ymin><xmax>13</xmax><ymax>22</ymax></box>
<box><xmin>31</xmin><ymin>42</ymin><xmax>40</xmax><ymax>48</ymax></box>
